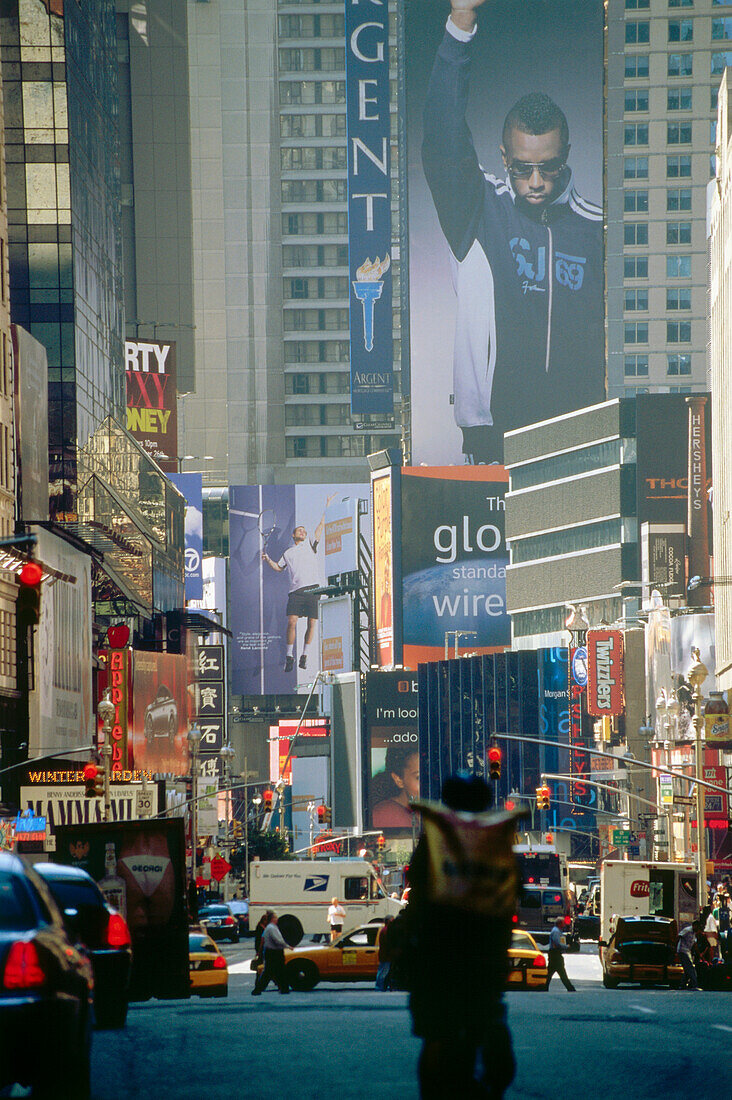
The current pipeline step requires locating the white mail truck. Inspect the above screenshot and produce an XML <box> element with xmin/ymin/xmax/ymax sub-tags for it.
<box><xmin>248</xmin><ymin>859</ymin><xmax>403</xmax><ymax>945</ymax></box>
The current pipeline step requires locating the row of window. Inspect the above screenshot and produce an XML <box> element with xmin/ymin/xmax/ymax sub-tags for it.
<box><xmin>625</xmin><ymin>320</ymin><xmax>692</xmax><ymax>341</ymax></box>
<box><xmin>285</xmin><ymin>274</ymin><xmax>400</xmax><ymax>300</ymax></box>
<box><xmin>284</xmin><ymin>339</ymin><xmax>402</xmax><ymax>365</ymax></box>
<box><xmin>282</xmin><ymin>180</ymin><xmax>347</xmax><ymax>204</ymax></box>
<box><xmin>284</xmin><ymin>212</ymin><xmax>348</xmax><ymax>235</ymax></box>
<box><xmin>625</xmin><ymin>19</ymin><xmax>732</xmax><ymax>44</ymax></box>
<box><xmin>624</xmin><ymin>220</ymin><xmax>691</xmax><ymax>244</ymax></box>
<box><xmin>287</xmin><ymin>434</ymin><xmax>399</xmax><ymax>459</ymax></box>
<box><xmin>284</xmin><ymin>307</ymin><xmax>400</xmax><ymax>332</ymax></box>
<box><xmin>282</xmin><ymin>146</ymin><xmax>347</xmax><ymax>171</ymax></box>
<box><xmin>625</xmin><ymin>121</ymin><xmax>699</xmax><ymax>143</ymax></box>
<box><xmin>624</xmin><ymin>287</ymin><xmax>692</xmax><ymax>308</ymax></box>
<box><xmin>285</xmin><ymin>404</ymin><xmax>351</xmax><ymax>426</ymax></box>
<box><xmin>627</xmin><ymin>86</ymin><xmax>716</xmax><ymax>111</ymax></box>
<box><xmin>280</xmin><ymin>113</ymin><xmax>347</xmax><ymax>139</ymax></box>
<box><xmin>627</xmin><ymin>0</ymin><xmax>732</xmax><ymax>7</ymax></box>
<box><xmin>279</xmin><ymin>47</ymin><xmax>345</xmax><ymax>72</ymax></box>
<box><xmin>624</xmin><ymin>254</ymin><xmax>691</xmax><ymax>277</ymax></box>
<box><xmin>624</xmin><ymin>187</ymin><xmax>693</xmax><ymax>211</ymax></box>
<box><xmin>278</xmin><ymin>14</ymin><xmax>344</xmax><ymax>38</ymax></box>
<box><xmin>624</xmin><ymin>353</ymin><xmax>691</xmax><ymax>376</ymax></box>
<box><xmin>624</xmin><ymin>154</ymin><xmax>697</xmax><ymax>178</ymax></box>
<box><xmin>283</xmin><ymin>244</ymin><xmax>349</xmax><ymax>267</ymax></box>
<box><xmin>279</xmin><ymin>80</ymin><xmax>345</xmax><ymax>105</ymax></box>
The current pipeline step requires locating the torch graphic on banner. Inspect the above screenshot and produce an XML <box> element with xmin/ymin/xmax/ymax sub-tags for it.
<box><xmin>353</xmin><ymin>254</ymin><xmax>390</xmax><ymax>352</ymax></box>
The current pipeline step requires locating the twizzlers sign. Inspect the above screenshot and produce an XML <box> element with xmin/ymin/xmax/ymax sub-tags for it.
<box><xmin>586</xmin><ymin>630</ymin><xmax>624</xmax><ymax>717</ymax></box>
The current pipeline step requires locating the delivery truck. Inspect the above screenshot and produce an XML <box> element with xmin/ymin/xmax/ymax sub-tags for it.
<box><xmin>248</xmin><ymin>859</ymin><xmax>403</xmax><ymax>945</ymax></box>
<box><xmin>599</xmin><ymin>860</ymin><xmax>697</xmax><ymax>958</ymax></box>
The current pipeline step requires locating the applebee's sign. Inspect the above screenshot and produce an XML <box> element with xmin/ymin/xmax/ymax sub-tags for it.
<box><xmin>586</xmin><ymin>630</ymin><xmax>624</xmax><ymax>717</ymax></box>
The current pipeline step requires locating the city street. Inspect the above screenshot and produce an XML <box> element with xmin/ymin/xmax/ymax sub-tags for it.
<box><xmin>87</xmin><ymin>945</ymin><xmax>730</xmax><ymax>1100</ymax></box>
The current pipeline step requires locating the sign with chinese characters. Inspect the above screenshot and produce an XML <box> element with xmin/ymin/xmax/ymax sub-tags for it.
<box><xmin>586</xmin><ymin>630</ymin><xmax>624</xmax><ymax>717</ymax></box>
<box><xmin>196</xmin><ymin>645</ymin><xmax>225</xmax><ymax>755</ymax></box>
<box><xmin>345</xmin><ymin>0</ymin><xmax>393</xmax><ymax>414</ymax></box>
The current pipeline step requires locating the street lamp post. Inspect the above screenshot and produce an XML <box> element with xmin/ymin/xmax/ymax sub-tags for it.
<box><xmin>687</xmin><ymin>648</ymin><xmax>709</xmax><ymax>910</ymax></box>
<box><xmin>97</xmin><ymin>690</ymin><xmax>116</xmax><ymax>824</ymax></box>
<box><xmin>248</xmin><ymin>794</ymin><xmax>261</xmax><ymax>897</ymax></box>
<box><xmin>655</xmin><ymin>689</ymin><xmax>678</xmax><ymax>862</ymax></box>
<box><xmin>220</xmin><ymin>742</ymin><xmax>236</xmax><ymax>902</ymax></box>
<box><xmin>187</xmin><ymin>723</ymin><xmax>203</xmax><ymax>890</ymax></box>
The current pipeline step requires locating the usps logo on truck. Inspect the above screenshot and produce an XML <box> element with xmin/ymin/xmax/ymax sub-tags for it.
<box><xmin>304</xmin><ymin>876</ymin><xmax>330</xmax><ymax>892</ymax></box>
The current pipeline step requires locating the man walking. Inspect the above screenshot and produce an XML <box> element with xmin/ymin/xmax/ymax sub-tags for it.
<box><xmin>422</xmin><ymin>0</ymin><xmax>603</xmax><ymax>463</ymax></box>
<box><xmin>251</xmin><ymin>911</ymin><xmax>290</xmax><ymax>996</ymax></box>
<box><xmin>546</xmin><ymin>917</ymin><xmax>576</xmax><ymax>992</ymax></box>
<box><xmin>677</xmin><ymin>920</ymin><xmax>700</xmax><ymax>991</ymax></box>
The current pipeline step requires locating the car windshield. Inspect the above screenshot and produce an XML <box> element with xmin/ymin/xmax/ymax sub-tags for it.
<box><xmin>189</xmin><ymin>934</ymin><xmax>217</xmax><ymax>953</ymax></box>
<box><xmin>0</xmin><ymin>871</ymin><xmax>36</xmax><ymax>930</ymax></box>
<box><xmin>228</xmin><ymin>901</ymin><xmax>247</xmax><ymax>913</ymax></box>
<box><xmin>511</xmin><ymin>932</ymin><xmax>535</xmax><ymax>949</ymax></box>
<box><xmin>200</xmin><ymin>906</ymin><xmax>229</xmax><ymax>917</ymax></box>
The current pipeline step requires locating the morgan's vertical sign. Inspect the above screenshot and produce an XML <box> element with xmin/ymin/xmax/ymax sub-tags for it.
<box><xmin>345</xmin><ymin>0</ymin><xmax>393</xmax><ymax>415</ymax></box>
<box><xmin>125</xmin><ymin>340</ymin><xmax>178</xmax><ymax>473</ymax></box>
<box><xmin>586</xmin><ymin>630</ymin><xmax>624</xmax><ymax>718</ymax></box>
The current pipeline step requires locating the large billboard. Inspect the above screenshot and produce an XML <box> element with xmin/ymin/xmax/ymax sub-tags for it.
<box><xmin>364</xmin><ymin>671</ymin><xmax>419</xmax><ymax>834</ymax></box>
<box><xmin>130</xmin><ymin>651</ymin><xmax>190</xmax><ymax>776</ymax></box>
<box><xmin>400</xmin><ymin>467</ymin><xmax>509</xmax><ymax>666</ymax></box>
<box><xmin>405</xmin><ymin>0</ymin><xmax>605</xmax><ymax>464</ymax></box>
<box><xmin>635</xmin><ymin>393</ymin><xmax>712</xmax><ymax>524</ymax></box>
<box><xmin>371</xmin><ymin>472</ymin><xmax>396</xmax><ymax>668</ymax></box>
<box><xmin>346</xmin><ymin>0</ymin><xmax>393</xmax><ymax>415</ymax></box>
<box><xmin>229</xmin><ymin>484</ymin><xmax>368</xmax><ymax>694</ymax></box>
<box><xmin>125</xmin><ymin>339</ymin><xmax>178</xmax><ymax>472</ymax></box>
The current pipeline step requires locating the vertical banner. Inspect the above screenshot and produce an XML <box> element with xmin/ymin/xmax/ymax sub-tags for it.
<box><xmin>169</xmin><ymin>473</ymin><xmax>204</xmax><ymax>602</ymax></box>
<box><xmin>405</xmin><ymin>0</ymin><xmax>604</xmax><ymax>464</ymax></box>
<box><xmin>372</xmin><ymin>472</ymin><xmax>395</xmax><ymax>667</ymax></box>
<box><xmin>125</xmin><ymin>340</ymin><xmax>178</xmax><ymax>472</ymax></box>
<box><xmin>345</xmin><ymin>0</ymin><xmax>393</xmax><ymax>415</ymax></box>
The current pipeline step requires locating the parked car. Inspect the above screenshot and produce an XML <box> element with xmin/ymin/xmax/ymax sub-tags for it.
<box><xmin>227</xmin><ymin>898</ymin><xmax>249</xmax><ymax>935</ymax></box>
<box><xmin>189</xmin><ymin>929</ymin><xmax>228</xmax><ymax>997</ymax></box>
<box><xmin>34</xmin><ymin>862</ymin><xmax>132</xmax><ymax>1028</ymax></box>
<box><xmin>144</xmin><ymin>684</ymin><xmax>178</xmax><ymax>746</ymax></box>
<box><xmin>198</xmin><ymin>903</ymin><xmax>240</xmax><ymax>943</ymax></box>
<box><xmin>0</xmin><ymin>852</ymin><xmax>94</xmax><ymax>1098</ymax></box>
<box><xmin>601</xmin><ymin>915</ymin><xmax>683</xmax><ymax>989</ymax></box>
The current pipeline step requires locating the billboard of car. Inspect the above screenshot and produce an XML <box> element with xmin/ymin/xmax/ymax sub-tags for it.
<box><xmin>131</xmin><ymin>652</ymin><xmax>190</xmax><ymax>776</ymax></box>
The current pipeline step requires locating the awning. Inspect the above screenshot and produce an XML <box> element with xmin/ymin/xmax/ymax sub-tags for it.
<box><xmin>183</xmin><ymin>611</ymin><xmax>231</xmax><ymax>637</ymax></box>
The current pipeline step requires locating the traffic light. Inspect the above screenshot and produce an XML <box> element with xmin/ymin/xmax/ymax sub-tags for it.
<box><xmin>233</xmin><ymin>821</ymin><xmax>243</xmax><ymax>840</ymax></box>
<box><xmin>377</xmin><ymin>834</ymin><xmax>385</xmax><ymax>853</ymax></box>
<box><xmin>542</xmin><ymin>785</ymin><xmax>551</xmax><ymax>810</ymax></box>
<box><xmin>83</xmin><ymin>762</ymin><xmax>104</xmax><ymax>798</ymax></box>
<box><xmin>263</xmin><ymin>788</ymin><xmax>273</xmax><ymax>812</ymax></box>
<box><xmin>324</xmin><ymin>806</ymin><xmax>332</xmax><ymax>827</ymax></box>
<box><xmin>317</xmin><ymin>804</ymin><xmax>326</xmax><ymax>824</ymax></box>
<box><xmin>488</xmin><ymin>746</ymin><xmax>502</xmax><ymax>781</ymax></box>
<box><xmin>16</xmin><ymin>560</ymin><xmax>43</xmax><ymax>626</ymax></box>
<box><xmin>535</xmin><ymin>785</ymin><xmax>551</xmax><ymax>810</ymax></box>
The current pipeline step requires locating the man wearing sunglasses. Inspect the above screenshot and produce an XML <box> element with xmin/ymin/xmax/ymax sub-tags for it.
<box><xmin>422</xmin><ymin>0</ymin><xmax>604</xmax><ymax>464</ymax></box>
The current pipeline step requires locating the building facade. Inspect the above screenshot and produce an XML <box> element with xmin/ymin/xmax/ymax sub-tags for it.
<box><xmin>608</xmin><ymin>0</ymin><xmax>726</xmax><ymax>399</ymax></box>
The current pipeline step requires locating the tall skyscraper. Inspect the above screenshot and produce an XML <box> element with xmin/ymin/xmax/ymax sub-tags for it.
<box><xmin>607</xmin><ymin>0</ymin><xmax>723</xmax><ymax>399</ymax></box>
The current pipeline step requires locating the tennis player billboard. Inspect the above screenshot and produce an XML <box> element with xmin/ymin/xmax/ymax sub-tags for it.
<box><xmin>405</xmin><ymin>0</ymin><xmax>605</xmax><ymax>465</ymax></box>
<box><xmin>229</xmin><ymin>484</ymin><xmax>369</xmax><ymax>695</ymax></box>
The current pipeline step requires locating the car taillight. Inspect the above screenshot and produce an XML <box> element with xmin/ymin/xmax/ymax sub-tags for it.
<box><xmin>512</xmin><ymin>914</ymin><xmax>518</xmax><ymax>924</ymax></box>
<box><xmin>213</xmin><ymin>955</ymin><xmax>227</xmax><ymax>969</ymax></box>
<box><xmin>3</xmin><ymin>941</ymin><xmax>46</xmax><ymax>990</ymax></box>
<box><xmin>224</xmin><ymin>916</ymin><xmax>235</xmax><ymax>926</ymax></box>
<box><xmin>106</xmin><ymin>912</ymin><xmax>132</xmax><ymax>948</ymax></box>
<box><xmin>533</xmin><ymin>954</ymin><xmax>546</xmax><ymax>968</ymax></box>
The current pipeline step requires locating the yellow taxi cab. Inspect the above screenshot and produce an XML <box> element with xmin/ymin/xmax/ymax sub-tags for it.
<box><xmin>189</xmin><ymin>929</ymin><xmax>228</xmax><ymax>997</ymax></box>
<box><xmin>261</xmin><ymin>922</ymin><xmax>548</xmax><ymax>992</ymax></box>
<box><xmin>506</xmin><ymin>929</ymin><xmax>549</xmax><ymax>991</ymax></box>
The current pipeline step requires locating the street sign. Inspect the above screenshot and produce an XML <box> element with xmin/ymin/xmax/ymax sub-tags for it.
<box><xmin>135</xmin><ymin>790</ymin><xmax>154</xmax><ymax>818</ymax></box>
<box><xmin>210</xmin><ymin>856</ymin><xmax>232</xmax><ymax>882</ymax></box>
<box><xmin>674</xmin><ymin>795</ymin><xmax>695</xmax><ymax>806</ymax></box>
<box><xmin>660</xmin><ymin>774</ymin><xmax>674</xmax><ymax>806</ymax></box>
<box><xmin>612</xmin><ymin>829</ymin><xmax>630</xmax><ymax>846</ymax></box>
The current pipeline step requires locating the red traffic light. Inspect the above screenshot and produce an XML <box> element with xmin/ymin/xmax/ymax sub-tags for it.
<box><xmin>488</xmin><ymin>746</ymin><xmax>502</xmax><ymax>780</ymax></box>
<box><xmin>377</xmin><ymin>834</ymin><xmax>385</xmax><ymax>850</ymax></box>
<box><xmin>19</xmin><ymin>561</ymin><xmax>43</xmax><ymax>587</ymax></box>
<box><xmin>488</xmin><ymin>747</ymin><xmax>502</xmax><ymax>763</ymax></box>
<box><xmin>83</xmin><ymin>763</ymin><xmax>98</xmax><ymax>782</ymax></box>
<box><xmin>263</xmin><ymin>788</ymin><xmax>273</xmax><ymax>810</ymax></box>
<box><xmin>317</xmin><ymin>804</ymin><xmax>326</xmax><ymax>823</ymax></box>
<box><xmin>505</xmin><ymin>799</ymin><xmax>515</xmax><ymax>812</ymax></box>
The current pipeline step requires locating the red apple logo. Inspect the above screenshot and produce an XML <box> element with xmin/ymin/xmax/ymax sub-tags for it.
<box><xmin>107</xmin><ymin>624</ymin><xmax>130</xmax><ymax>649</ymax></box>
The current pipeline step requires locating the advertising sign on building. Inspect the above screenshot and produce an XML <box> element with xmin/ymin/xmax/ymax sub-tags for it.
<box><xmin>130</xmin><ymin>651</ymin><xmax>190</xmax><ymax>775</ymax></box>
<box><xmin>405</xmin><ymin>0</ymin><xmax>604</xmax><ymax>464</ymax></box>
<box><xmin>19</xmin><ymin>783</ymin><xmax>156</xmax><ymax>830</ymax></box>
<box><xmin>372</xmin><ymin>472</ymin><xmax>395</xmax><ymax>668</ymax></box>
<box><xmin>169</xmin><ymin>473</ymin><xmax>204</xmax><ymax>602</ymax></box>
<box><xmin>28</xmin><ymin>526</ymin><xmax>94</xmax><ymax>759</ymax></box>
<box><xmin>364</xmin><ymin>671</ymin><xmax>419</xmax><ymax>834</ymax></box>
<box><xmin>400</xmin><ymin>467</ymin><xmax>509</xmax><ymax>666</ymax></box>
<box><xmin>195</xmin><ymin>644</ymin><xmax>226</xmax><ymax>755</ymax></box>
<box><xmin>125</xmin><ymin>339</ymin><xmax>178</xmax><ymax>472</ymax></box>
<box><xmin>229</xmin><ymin>484</ymin><xmax>368</xmax><ymax>694</ymax></box>
<box><xmin>586</xmin><ymin>630</ymin><xmax>624</xmax><ymax>718</ymax></box>
<box><xmin>268</xmin><ymin>718</ymin><xmax>330</xmax><ymax>786</ymax></box>
<box><xmin>641</xmin><ymin>523</ymin><xmax>686</xmax><ymax>601</ymax></box>
<box><xmin>636</xmin><ymin>394</ymin><xmax>712</xmax><ymax>525</ymax></box>
<box><xmin>320</xmin><ymin>595</ymin><xmax>354</xmax><ymax>675</ymax></box>
<box><xmin>345</xmin><ymin>0</ymin><xmax>393</xmax><ymax>415</ymax></box>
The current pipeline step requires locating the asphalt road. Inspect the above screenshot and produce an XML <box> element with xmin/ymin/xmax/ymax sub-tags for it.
<box><xmin>87</xmin><ymin>944</ymin><xmax>728</xmax><ymax>1100</ymax></box>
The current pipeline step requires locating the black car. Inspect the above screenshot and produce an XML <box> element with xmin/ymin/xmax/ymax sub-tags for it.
<box><xmin>34</xmin><ymin>862</ymin><xmax>132</xmax><ymax>1029</ymax></box>
<box><xmin>198</xmin><ymin>903</ymin><xmax>240</xmax><ymax>943</ymax></box>
<box><xmin>227</xmin><ymin>898</ymin><xmax>250</xmax><ymax>935</ymax></box>
<box><xmin>0</xmin><ymin>852</ymin><xmax>94</xmax><ymax>1099</ymax></box>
